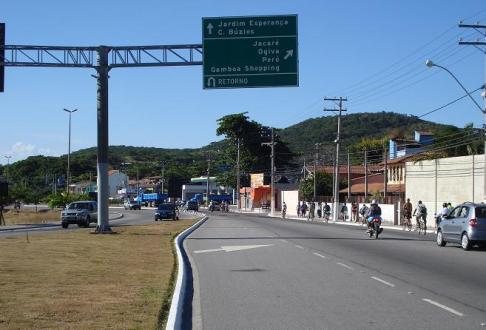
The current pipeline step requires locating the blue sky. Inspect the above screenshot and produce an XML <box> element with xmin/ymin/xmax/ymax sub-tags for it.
<box><xmin>1</xmin><ymin>0</ymin><xmax>485</xmax><ymax>164</ymax></box>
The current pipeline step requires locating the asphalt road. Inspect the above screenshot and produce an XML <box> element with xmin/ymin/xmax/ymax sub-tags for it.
<box><xmin>185</xmin><ymin>212</ymin><xmax>486</xmax><ymax>330</ymax></box>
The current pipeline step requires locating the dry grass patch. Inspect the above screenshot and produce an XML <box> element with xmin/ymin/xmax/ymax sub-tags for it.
<box><xmin>0</xmin><ymin>220</ymin><xmax>197</xmax><ymax>329</ymax></box>
<box><xmin>3</xmin><ymin>209</ymin><xmax>61</xmax><ymax>225</ymax></box>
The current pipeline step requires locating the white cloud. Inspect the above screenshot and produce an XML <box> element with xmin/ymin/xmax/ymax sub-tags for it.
<box><xmin>3</xmin><ymin>142</ymin><xmax>58</xmax><ymax>164</ymax></box>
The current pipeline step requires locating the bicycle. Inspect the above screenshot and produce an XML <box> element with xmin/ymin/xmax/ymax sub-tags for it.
<box><xmin>415</xmin><ymin>215</ymin><xmax>427</xmax><ymax>235</ymax></box>
<box><xmin>402</xmin><ymin>213</ymin><xmax>412</xmax><ymax>231</ymax></box>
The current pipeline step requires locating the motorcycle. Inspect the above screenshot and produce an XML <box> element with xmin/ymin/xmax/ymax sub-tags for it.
<box><xmin>367</xmin><ymin>216</ymin><xmax>383</xmax><ymax>239</ymax></box>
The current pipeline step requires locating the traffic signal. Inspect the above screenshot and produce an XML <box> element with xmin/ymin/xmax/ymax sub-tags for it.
<box><xmin>0</xmin><ymin>23</ymin><xmax>4</xmax><ymax>92</ymax></box>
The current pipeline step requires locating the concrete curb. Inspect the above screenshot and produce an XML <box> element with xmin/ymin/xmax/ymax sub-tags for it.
<box><xmin>166</xmin><ymin>215</ymin><xmax>208</xmax><ymax>330</ymax></box>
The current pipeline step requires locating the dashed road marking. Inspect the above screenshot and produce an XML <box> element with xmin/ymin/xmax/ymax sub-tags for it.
<box><xmin>336</xmin><ymin>262</ymin><xmax>353</xmax><ymax>270</ymax></box>
<box><xmin>371</xmin><ymin>276</ymin><xmax>395</xmax><ymax>287</ymax></box>
<box><xmin>422</xmin><ymin>298</ymin><xmax>464</xmax><ymax>317</ymax></box>
<box><xmin>295</xmin><ymin>244</ymin><xmax>304</xmax><ymax>249</ymax></box>
<box><xmin>280</xmin><ymin>239</ymin><xmax>288</xmax><ymax>243</ymax></box>
<box><xmin>313</xmin><ymin>252</ymin><xmax>326</xmax><ymax>259</ymax></box>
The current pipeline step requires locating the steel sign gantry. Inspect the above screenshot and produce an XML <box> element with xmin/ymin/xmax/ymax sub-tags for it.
<box><xmin>0</xmin><ymin>42</ymin><xmax>202</xmax><ymax>233</ymax></box>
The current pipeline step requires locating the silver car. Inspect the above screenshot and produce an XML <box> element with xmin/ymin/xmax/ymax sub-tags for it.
<box><xmin>436</xmin><ymin>202</ymin><xmax>486</xmax><ymax>250</ymax></box>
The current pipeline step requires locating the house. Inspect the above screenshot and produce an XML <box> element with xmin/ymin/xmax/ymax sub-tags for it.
<box><xmin>239</xmin><ymin>173</ymin><xmax>298</xmax><ymax>210</ymax></box>
<box><xmin>389</xmin><ymin>131</ymin><xmax>434</xmax><ymax>160</ymax></box>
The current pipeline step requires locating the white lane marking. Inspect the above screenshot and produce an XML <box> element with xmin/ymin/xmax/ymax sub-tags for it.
<box><xmin>422</xmin><ymin>298</ymin><xmax>464</xmax><ymax>317</ymax></box>
<box><xmin>194</xmin><ymin>244</ymin><xmax>273</xmax><ymax>254</ymax></box>
<box><xmin>193</xmin><ymin>248</ymin><xmax>222</xmax><ymax>254</ymax></box>
<box><xmin>371</xmin><ymin>276</ymin><xmax>395</xmax><ymax>287</ymax></box>
<box><xmin>280</xmin><ymin>239</ymin><xmax>288</xmax><ymax>243</ymax></box>
<box><xmin>295</xmin><ymin>244</ymin><xmax>304</xmax><ymax>249</ymax></box>
<box><xmin>313</xmin><ymin>252</ymin><xmax>326</xmax><ymax>259</ymax></box>
<box><xmin>336</xmin><ymin>262</ymin><xmax>353</xmax><ymax>270</ymax></box>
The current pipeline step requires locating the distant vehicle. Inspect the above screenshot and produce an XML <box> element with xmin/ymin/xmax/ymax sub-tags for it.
<box><xmin>436</xmin><ymin>202</ymin><xmax>486</xmax><ymax>250</ymax></box>
<box><xmin>124</xmin><ymin>199</ymin><xmax>141</xmax><ymax>210</ymax></box>
<box><xmin>155</xmin><ymin>203</ymin><xmax>179</xmax><ymax>221</ymax></box>
<box><xmin>61</xmin><ymin>201</ymin><xmax>97</xmax><ymax>228</ymax></box>
<box><xmin>186</xmin><ymin>200</ymin><xmax>198</xmax><ymax>211</ymax></box>
<box><xmin>135</xmin><ymin>193</ymin><xmax>168</xmax><ymax>207</ymax></box>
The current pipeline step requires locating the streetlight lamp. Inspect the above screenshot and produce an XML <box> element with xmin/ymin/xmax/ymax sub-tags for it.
<box><xmin>63</xmin><ymin>108</ymin><xmax>78</xmax><ymax>194</ymax></box>
<box><xmin>3</xmin><ymin>155</ymin><xmax>11</xmax><ymax>183</ymax></box>
<box><xmin>425</xmin><ymin>59</ymin><xmax>486</xmax><ymax>202</ymax></box>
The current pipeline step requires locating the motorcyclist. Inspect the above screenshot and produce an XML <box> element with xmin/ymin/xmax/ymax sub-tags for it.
<box><xmin>366</xmin><ymin>200</ymin><xmax>382</xmax><ymax>233</ymax></box>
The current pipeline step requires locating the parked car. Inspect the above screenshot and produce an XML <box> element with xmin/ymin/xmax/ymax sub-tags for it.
<box><xmin>186</xmin><ymin>200</ymin><xmax>199</xmax><ymax>211</ymax></box>
<box><xmin>155</xmin><ymin>203</ymin><xmax>179</xmax><ymax>221</ymax></box>
<box><xmin>124</xmin><ymin>199</ymin><xmax>141</xmax><ymax>210</ymax></box>
<box><xmin>436</xmin><ymin>202</ymin><xmax>486</xmax><ymax>250</ymax></box>
<box><xmin>61</xmin><ymin>201</ymin><xmax>97</xmax><ymax>228</ymax></box>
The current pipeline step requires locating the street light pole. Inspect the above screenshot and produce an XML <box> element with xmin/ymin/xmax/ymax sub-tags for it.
<box><xmin>63</xmin><ymin>108</ymin><xmax>78</xmax><ymax>195</ymax></box>
<box><xmin>4</xmin><ymin>155</ymin><xmax>11</xmax><ymax>183</ymax></box>
<box><xmin>426</xmin><ymin>59</ymin><xmax>486</xmax><ymax>202</ymax></box>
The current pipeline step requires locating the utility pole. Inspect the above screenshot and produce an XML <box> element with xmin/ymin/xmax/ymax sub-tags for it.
<box><xmin>206</xmin><ymin>155</ymin><xmax>211</xmax><ymax>205</ymax></box>
<box><xmin>324</xmin><ymin>97</ymin><xmax>347</xmax><ymax>222</ymax></box>
<box><xmin>3</xmin><ymin>155</ymin><xmax>11</xmax><ymax>183</ymax></box>
<box><xmin>63</xmin><ymin>108</ymin><xmax>78</xmax><ymax>195</ymax></box>
<box><xmin>160</xmin><ymin>162</ymin><xmax>165</xmax><ymax>194</ymax></box>
<box><xmin>347</xmin><ymin>151</ymin><xmax>351</xmax><ymax>200</ymax></box>
<box><xmin>262</xmin><ymin>128</ymin><xmax>276</xmax><ymax>215</ymax></box>
<box><xmin>364</xmin><ymin>150</ymin><xmax>368</xmax><ymax>200</ymax></box>
<box><xmin>314</xmin><ymin>143</ymin><xmax>320</xmax><ymax>200</ymax></box>
<box><xmin>458</xmin><ymin>22</ymin><xmax>486</xmax><ymax>202</ymax></box>
<box><xmin>236</xmin><ymin>139</ymin><xmax>241</xmax><ymax>209</ymax></box>
<box><xmin>383</xmin><ymin>147</ymin><xmax>388</xmax><ymax>200</ymax></box>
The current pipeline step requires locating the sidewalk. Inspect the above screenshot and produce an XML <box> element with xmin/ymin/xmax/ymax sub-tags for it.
<box><xmin>0</xmin><ymin>212</ymin><xmax>124</xmax><ymax>232</ymax></box>
<box><xmin>225</xmin><ymin>207</ymin><xmax>437</xmax><ymax>234</ymax></box>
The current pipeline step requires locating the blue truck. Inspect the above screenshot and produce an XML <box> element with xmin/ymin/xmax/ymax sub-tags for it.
<box><xmin>134</xmin><ymin>193</ymin><xmax>168</xmax><ymax>206</ymax></box>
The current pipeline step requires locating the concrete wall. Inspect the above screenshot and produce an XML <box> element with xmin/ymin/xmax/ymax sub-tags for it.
<box><xmin>281</xmin><ymin>190</ymin><xmax>299</xmax><ymax>216</ymax></box>
<box><xmin>406</xmin><ymin>155</ymin><xmax>484</xmax><ymax>215</ymax></box>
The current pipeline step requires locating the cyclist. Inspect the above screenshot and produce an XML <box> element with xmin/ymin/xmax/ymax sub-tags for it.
<box><xmin>366</xmin><ymin>200</ymin><xmax>382</xmax><ymax>233</ymax></box>
<box><xmin>413</xmin><ymin>200</ymin><xmax>427</xmax><ymax>234</ymax></box>
<box><xmin>435</xmin><ymin>202</ymin><xmax>449</xmax><ymax>227</ymax></box>
<box><xmin>403</xmin><ymin>198</ymin><xmax>413</xmax><ymax>230</ymax></box>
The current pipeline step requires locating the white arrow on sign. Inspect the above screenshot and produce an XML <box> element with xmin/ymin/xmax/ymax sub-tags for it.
<box><xmin>284</xmin><ymin>49</ymin><xmax>294</xmax><ymax>60</ymax></box>
<box><xmin>207</xmin><ymin>23</ymin><xmax>214</xmax><ymax>35</ymax></box>
<box><xmin>194</xmin><ymin>244</ymin><xmax>273</xmax><ymax>254</ymax></box>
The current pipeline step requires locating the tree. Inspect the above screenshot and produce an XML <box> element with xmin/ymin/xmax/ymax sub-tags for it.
<box><xmin>216</xmin><ymin>113</ymin><xmax>295</xmax><ymax>187</ymax></box>
<box><xmin>298</xmin><ymin>172</ymin><xmax>333</xmax><ymax>201</ymax></box>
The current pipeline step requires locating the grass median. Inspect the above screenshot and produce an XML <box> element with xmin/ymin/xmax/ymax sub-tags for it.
<box><xmin>3</xmin><ymin>209</ymin><xmax>61</xmax><ymax>225</ymax></box>
<box><xmin>0</xmin><ymin>219</ymin><xmax>198</xmax><ymax>329</ymax></box>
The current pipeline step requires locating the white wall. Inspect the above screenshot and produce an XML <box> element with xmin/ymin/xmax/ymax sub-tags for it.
<box><xmin>281</xmin><ymin>190</ymin><xmax>299</xmax><ymax>216</ymax></box>
<box><xmin>406</xmin><ymin>155</ymin><xmax>484</xmax><ymax>215</ymax></box>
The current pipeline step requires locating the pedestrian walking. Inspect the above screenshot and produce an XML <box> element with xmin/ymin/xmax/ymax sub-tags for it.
<box><xmin>282</xmin><ymin>202</ymin><xmax>287</xmax><ymax>219</ymax></box>
<box><xmin>301</xmin><ymin>202</ymin><xmax>307</xmax><ymax>218</ymax></box>
<box><xmin>340</xmin><ymin>203</ymin><xmax>348</xmax><ymax>221</ymax></box>
<box><xmin>323</xmin><ymin>202</ymin><xmax>331</xmax><ymax>222</ymax></box>
<box><xmin>403</xmin><ymin>198</ymin><xmax>413</xmax><ymax>230</ymax></box>
<box><xmin>309</xmin><ymin>201</ymin><xmax>315</xmax><ymax>221</ymax></box>
<box><xmin>297</xmin><ymin>201</ymin><xmax>301</xmax><ymax>217</ymax></box>
<box><xmin>351</xmin><ymin>202</ymin><xmax>359</xmax><ymax>222</ymax></box>
<box><xmin>317</xmin><ymin>201</ymin><xmax>322</xmax><ymax>218</ymax></box>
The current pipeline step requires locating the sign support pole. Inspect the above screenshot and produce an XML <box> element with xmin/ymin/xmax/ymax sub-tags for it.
<box><xmin>96</xmin><ymin>46</ymin><xmax>111</xmax><ymax>233</ymax></box>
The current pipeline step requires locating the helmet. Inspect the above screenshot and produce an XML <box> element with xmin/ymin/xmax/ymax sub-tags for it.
<box><xmin>371</xmin><ymin>199</ymin><xmax>377</xmax><ymax>205</ymax></box>
<box><xmin>442</xmin><ymin>203</ymin><xmax>447</xmax><ymax>207</ymax></box>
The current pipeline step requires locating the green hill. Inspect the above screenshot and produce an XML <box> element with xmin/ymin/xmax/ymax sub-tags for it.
<box><xmin>278</xmin><ymin>111</ymin><xmax>455</xmax><ymax>155</ymax></box>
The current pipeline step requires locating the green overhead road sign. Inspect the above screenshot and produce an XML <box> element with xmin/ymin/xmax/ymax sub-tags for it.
<box><xmin>203</xmin><ymin>15</ymin><xmax>298</xmax><ymax>89</ymax></box>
